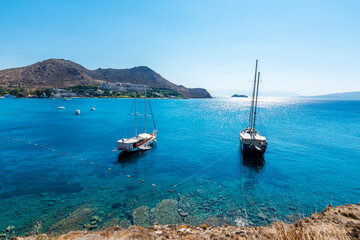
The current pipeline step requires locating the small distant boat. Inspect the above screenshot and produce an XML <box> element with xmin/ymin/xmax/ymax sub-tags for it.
<box><xmin>64</xmin><ymin>97</ymin><xmax>71</xmax><ymax>101</ymax></box>
<box><xmin>56</xmin><ymin>96</ymin><xmax>65</xmax><ymax>110</ymax></box>
<box><xmin>90</xmin><ymin>107</ymin><xmax>95</xmax><ymax>111</ymax></box>
<box><xmin>117</xmin><ymin>89</ymin><xmax>157</xmax><ymax>152</ymax></box>
<box><xmin>240</xmin><ymin>60</ymin><xmax>267</xmax><ymax>155</ymax></box>
<box><xmin>75</xmin><ymin>109</ymin><xmax>81</xmax><ymax>115</ymax></box>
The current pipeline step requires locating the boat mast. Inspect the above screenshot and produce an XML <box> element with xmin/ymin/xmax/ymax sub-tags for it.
<box><xmin>148</xmin><ymin>98</ymin><xmax>157</xmax><ymax>130</ymax></box>
<box><xmin>134</xmin><ymin>92</ymin><xmax>137</xmax><ymax>136</ymax></box>
<box><xmin>144</xmin><ymin>87</ymin><xmax>147</xmax><ymax>133</ymax></box>
<box><xmin>253</xmin><ymin>72</ymin><xmax>260</xmax><ymax>131</ymax></box>
<box><xmin>249</xmin><ymin>59</ymin><xmax>258</xmax><ymax>132</ymax></box>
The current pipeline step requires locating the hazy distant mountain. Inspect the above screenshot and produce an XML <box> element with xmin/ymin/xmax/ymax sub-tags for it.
<box><xmin>0</xmin><ymin>59</ymin><xmax>211</xmax><ymax>98</ymax></box>
<box><xmin>306</xmin><ymin>91</ymin><xmax>360</xmax><ymax>100</ymax></box>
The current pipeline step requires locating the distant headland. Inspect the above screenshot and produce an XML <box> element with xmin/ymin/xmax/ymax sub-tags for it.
<box><xmin>0</xmin><ymin>59</ymin><xmax>212</xmax><ymax>99</ymax></box>
<box><xmin>305</xmin><ymin>91</ymin><xmax>360</xmax><ymax>100</ymax></box>
<box><xmin>231</xmin><ymin>94</ymin><xmax>248</xmax><ymax>98</ymax></box>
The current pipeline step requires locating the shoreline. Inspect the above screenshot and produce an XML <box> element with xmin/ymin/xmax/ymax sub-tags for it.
<box><xmin>0</xmin><ymin>96</ymin><xmax>210</xmax><ymax>100</ymax></box>
<box><xmin>15</xmin><ymin>203</ymin><xmax>360</xmax><ymax>239</ymax></box>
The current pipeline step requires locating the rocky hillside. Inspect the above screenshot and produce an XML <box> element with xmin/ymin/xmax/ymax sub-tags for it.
<box><xmin>0</xmin><ymin>59</ymin><xmax>212</xmax><ymax>98</ymax></box>
<box><xmin>17</xmin><ymin>203</ymin><xmax>360</xmax><ymax>240</ymax></box>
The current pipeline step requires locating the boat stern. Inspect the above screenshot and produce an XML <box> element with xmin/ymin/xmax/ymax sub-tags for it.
<box><xmin>240</xmin><ymin>130</ymin><xmax>267</xmax><ymax>154</ymax></box>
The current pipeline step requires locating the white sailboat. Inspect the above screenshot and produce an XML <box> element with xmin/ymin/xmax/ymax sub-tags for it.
<box><xmin>117</xmin><ymin>89</ymin><xmax>157</xmax><ymax>152</ymax></box>
<box><xmin>240</xmin><ymin>59</ymin><xmax>267</xmax><ymax>154</ymax></box>
<box><xmin>56</xmin><ymin>96</ymin><xmax>65</xmax><ymax>110</ymax></box>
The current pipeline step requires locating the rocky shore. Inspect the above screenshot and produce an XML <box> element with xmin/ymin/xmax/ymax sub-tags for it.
<box><xmin>16</xmin><ymin>203</ymin><xmax>360</xmax><ymax>240</ymax></box>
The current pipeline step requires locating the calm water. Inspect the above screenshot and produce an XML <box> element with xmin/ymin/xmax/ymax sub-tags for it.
<box><xmin>0</xmin><ymin>98</ymin><xmax>359</xmax><ymax>235</ymax></box>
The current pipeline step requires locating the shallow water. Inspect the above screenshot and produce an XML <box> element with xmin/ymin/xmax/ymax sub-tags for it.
<box><xmin>0</xmin><ymin>98</ymin><xmax>359</xmax><ymax>235</ymax></box>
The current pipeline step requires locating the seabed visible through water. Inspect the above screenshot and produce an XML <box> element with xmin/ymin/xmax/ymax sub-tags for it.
<box><xmin>0</xmin><ymin>98</ymin><xmax>359</xmax><ymax>236</ymax></box>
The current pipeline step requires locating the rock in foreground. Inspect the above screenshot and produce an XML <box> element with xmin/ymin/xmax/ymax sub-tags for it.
<box><xmin>17</xmin><ymin>203</ymin><xmax>360</xmax><ymax>239</ymax></box>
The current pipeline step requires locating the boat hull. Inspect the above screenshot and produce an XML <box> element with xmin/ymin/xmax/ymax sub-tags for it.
<box><xmin>118</xmin><ymin>131</ymin><xmax>157</xmax><ymax>152</ymax></box>
<box><xmin>122</xmin><ymin>138</ymin><xmax>155</xmax><ymax>152</ymax></box>
<box><xmin>240</xmin><ymin>142</ymin><xmax>266</xmax><ymax>155</ymax></box>
<box><xmin>239</xmin><ymin>129</ymin><xmax>267</xmax><ymax>155</ymax></box>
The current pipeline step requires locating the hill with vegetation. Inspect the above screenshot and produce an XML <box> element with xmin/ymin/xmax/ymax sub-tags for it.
<box><xmin>0</xmin><ymin>59</ymin><xmax>211</xmax><ymax>98</ymax></box>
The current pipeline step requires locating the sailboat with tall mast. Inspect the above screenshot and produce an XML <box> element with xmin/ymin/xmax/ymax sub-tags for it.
<box><xmin>240</xmin><ymin>60</ymin><xmax>267</xmax><ymax>154</ymax></box>
<box><xmin>117</xmin><ymin>88</ymin><xmax>157</xmax><ymax>152</ymax></box>
<box><xmin>56</xmin><ymin>95</ymin><xmax>65</xmax><ymax>110</ymax></box>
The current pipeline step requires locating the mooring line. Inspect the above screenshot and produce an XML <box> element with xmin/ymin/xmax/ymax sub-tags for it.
<box><xmin>2</xmin><ymin>136</ymin><xmax>240</xmax><ymax>196</ymax></box>
<box><xmin>1</xmin><ymin>135</ymin><xmax>171</xmax><ymax>194</ymax></box>
<box><xmin>171</xmin><ymin>146</ymin><xmax>239</xmax><ymax>189</ymax></box>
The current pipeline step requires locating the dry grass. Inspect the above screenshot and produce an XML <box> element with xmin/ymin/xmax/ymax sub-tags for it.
<box><xmin>269</xmin><ymin>222</ymin><xmax>351</xmax><ymax>240</ymax></box>
<box><xmin>199</xmin><ymin>223</ymin><xmax>209</xmax><ymax>230</ymax></box>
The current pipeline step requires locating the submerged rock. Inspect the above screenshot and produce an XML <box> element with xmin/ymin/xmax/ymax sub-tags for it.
<box><xmin>91</xmin><ymin>216</ymin><xmax>102</xmax><ymax>223</ymax></box>
<box><xmin>150</xmin><ymin>199</ymin><xmax>183</xmax><ymax>225</ymax></box>
<box><xmin>101</xmin><ymin>218</ymin><xmax>120</xmax><ymax>229</ymax></box>
<box><xmin>183</xmin><ymin>215</ymin><xmax>201</xmax><ymax>226</ymax></box>
<box><xmin>132</xmin><ymin>206</ymin><xmax>150</xmax><ymax>227</ymax></box>
<box><xmin>111</xmin><ymin>202</ymin><xmax>122</xmax><ymax>209</ymax></box>
<box><xmin>235</xmin><ymin>217</ymin><xmax>248</xmax><ymax>227</ymax></box>
<box><xmin>48</xmin><ymin>206</ymin><xmax>96</xmax><ymax>234</ymax></box>
<box><xmin>205</xmin><ymin>214</ymin><xmax>233</xmax><ymax>227</ymax></box>
<box><xmin>124</xmin><ymin>197</ymin><xmax>140</xmax><ymax>217</ymax></box>
<box><xmin>89</xmin><ymin>224</ymin><xmax>98</xmax><ymax>230</ymax></box>
<box><xmin>14</xmin><ymin>203</ymin><xmax>360</xmax><ymax>239</ymax></box>
<box><xmin>119</xmin><ymin>218</ymin><xmax>131</xmax><ymax>229</ymax></box>
<box><xmin>179</xmin><ymin>212</ymin><xmax>188</xmax><ymax>217</ymax></box>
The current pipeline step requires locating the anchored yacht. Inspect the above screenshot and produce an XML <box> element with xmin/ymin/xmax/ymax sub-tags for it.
<box><xmin>240</xmin><ymin>60</ymin><xmax>267</xmax><ymax>154</ymax></box>
<box><xmin>117</xmin><ymin>88</ymin><xmax>157</xmax><ymax>152</ymax></box>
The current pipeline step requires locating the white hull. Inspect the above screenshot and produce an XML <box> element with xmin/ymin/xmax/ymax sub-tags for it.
<box><xmin>240</xmin><ymin>129</ymin><xmax>267</xmax><ymax>154</ymax></box>
<box><xmin>117</xmin><ymin>88</ymin><xmax>157</xmax><ymax>153</ymax></box>
<box><xmin>118</xmin><ymin>131</ymin><xmax>157</xmax><ymax>152</ymax></box>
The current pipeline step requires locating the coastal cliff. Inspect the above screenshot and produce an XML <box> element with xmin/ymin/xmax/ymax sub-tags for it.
<box><xmin>0</xmin><ymin>59</ymin><xmax>212</xmax><ymax>98</ymax></box>
<box><xmin>17</xmin><ymin>203</ymin><xmax>360</xmax><ymax>239</ymax></box>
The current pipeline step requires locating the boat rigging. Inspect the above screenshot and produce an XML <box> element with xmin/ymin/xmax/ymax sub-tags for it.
<box><xmin>240</xmin><ymin>59</ymin><xmax>268</xmax><ymax>155</ymax></box>
<box><xmin>117</xmin><ymin>88</ymin><xmax>157</xmax><ymax>152</ymax></box>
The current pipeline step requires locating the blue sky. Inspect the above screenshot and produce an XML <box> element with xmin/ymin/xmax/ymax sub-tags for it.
<box><xmin>0</xmin><ymin>0</ymin><xmax>359</xmax><ymax>95</ymax></box>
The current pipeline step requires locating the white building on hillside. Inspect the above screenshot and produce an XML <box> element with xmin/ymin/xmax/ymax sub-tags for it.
<box><xmin>99</xmin><ymin>82</ymin><xmax>150</xmax><ymax>92</ymax></box>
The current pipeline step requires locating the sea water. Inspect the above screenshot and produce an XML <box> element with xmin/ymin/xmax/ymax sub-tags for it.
<box><xmin>0</xmin><ymin>98</ymin><xmax>359</xmax><ymax>235</ymax></box>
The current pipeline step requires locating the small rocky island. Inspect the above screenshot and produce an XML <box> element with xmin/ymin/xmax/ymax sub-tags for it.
<box><xmin>232</xmin><ymin>94</ymin><xmax>248</xmax><ymax>98</ymax></box>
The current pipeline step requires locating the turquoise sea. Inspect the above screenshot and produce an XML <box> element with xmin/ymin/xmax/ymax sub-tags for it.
<box><xmin>0</xmin><ymin>98</ymin><xmax>359</xmax><ymax>235</ymax></box>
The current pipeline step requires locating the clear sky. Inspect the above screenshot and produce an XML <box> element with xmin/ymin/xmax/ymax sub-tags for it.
<box><xmin>0</xmin><ymin>0</ymin><xmax>359</xmax><ymax>95</ymax></box>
